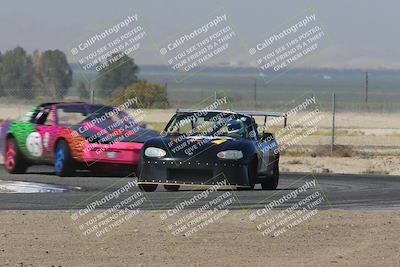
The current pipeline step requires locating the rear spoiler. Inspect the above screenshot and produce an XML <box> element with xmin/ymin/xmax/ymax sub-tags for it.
<box><xmin>177</xmin><ymin>109</ymin><xmax>286</xmax><ymax>119</ymax></box>
<box><xmin>238</xmin><ymin>111</ymin><xmax>287</xmax><ymax>128</ymax></box>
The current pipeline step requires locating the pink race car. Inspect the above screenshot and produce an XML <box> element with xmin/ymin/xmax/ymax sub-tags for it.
<box><xmin>2</xmin><ymin>102</ymin><xmax>158</xmax><ymax>176</ymax></box>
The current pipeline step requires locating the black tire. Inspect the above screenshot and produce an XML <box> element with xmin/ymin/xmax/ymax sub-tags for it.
<box><xmin>138</xmin><ymin>184</ymin><xmax>158</xmax><ymax>192</ymax></box>
<box><xmin>4</xmin><ymin>137</ymin><xmax>28</xmax><ymax>174</ymax></box>
<box><xmin>238</xmin><ymin>159</ymin><xmax>257</xmax><ymax>190</ymax></box>
<box><xmin>261</xmin><ymin>160</ymin><xmax>279</xmax><ymax>190</ymax></box>
<box><xmin>54</xmin><ymin>139</ymin><xmax>76</xmax><ymax>177</ymax></box>
<box><xmin>164</xmin><ymin>185</ymin><xmax>180</xmax><ymax>191</ymax></box>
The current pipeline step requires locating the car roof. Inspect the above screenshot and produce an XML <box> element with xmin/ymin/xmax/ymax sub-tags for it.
<box><xmin>38</xmin><ymin>102</ymin><xmax>110</xmax><ymax>109</ymax></box>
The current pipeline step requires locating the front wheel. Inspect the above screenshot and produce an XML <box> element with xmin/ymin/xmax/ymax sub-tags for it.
<box><xmin>164</xmin><ymin>185</ymin><xmax>180</xmax><ymax>191</ymax></box>
<box><xmin>4</xmin><ymin>137</ymin><xmax>28</xmax><ymax>174</ymax></box>
<box><xmin>138</xmin><ymin>184</ymin><xmax>158</xmax><ymax>192</ymax></box>
<box><xmin>238</xmin><ymin>159</ymin><xmax>257</xmax><ymax>190</ymax></box>
<box><xmin>55</xmin><ymin>140</ymin><xmax>76</xmax><ymax>177</ymax></box>
<box><xmin>261</xmin><ymin>160</ymin><xmax>279</xmax><ymax>190</ymax></box>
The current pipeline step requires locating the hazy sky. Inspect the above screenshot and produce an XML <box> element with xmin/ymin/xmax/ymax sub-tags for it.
<box><xmin>0</xmin><ymin>0</ymin><xmax>399</xmax><ymax>69</ymax></box>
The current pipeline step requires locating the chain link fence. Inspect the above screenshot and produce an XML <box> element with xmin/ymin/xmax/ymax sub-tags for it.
<box><xmin>0</xmin><ymin>85</ymin><xmax>399</xmax><ymax>122</ymax></box>
<box><xmin>166</xmin><ymin>86</ymin><xmax>400</xmax><ymax>112</ymax></box>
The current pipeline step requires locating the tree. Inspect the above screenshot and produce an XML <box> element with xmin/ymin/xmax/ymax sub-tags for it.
<box><xmin>96</xmin><ymin>52</ymin><xmax>139</xmax><ymax>98</ymax></box>
<box><xmin>0</xmin><ymin>47</ymin><xmax>33</xmax><ymax>98</ymax></box>
<box><xmin>77</xmin><ymin>81</ymin><xmax>90</xmax><ymax>99</ymax></box>
<box><xmin>110</xmin><ymin>80</ymin><xmax>169</xmax><ymax>108</ymax></box>
<box><xmin>34</xmin><ymin>50</ymin><xmax>72</xmax><ymax>99</ymax></box>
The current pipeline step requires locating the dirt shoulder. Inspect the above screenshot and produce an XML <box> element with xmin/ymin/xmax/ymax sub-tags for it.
<box><xmin>1</xmin><ymin>210</ymin><xmax>399</xmax><ymax>266</ymax></box>
<box><xmin>281</xmin><ymin>155</ymin><xmax>400</xmax><ymax>175</ymax></box>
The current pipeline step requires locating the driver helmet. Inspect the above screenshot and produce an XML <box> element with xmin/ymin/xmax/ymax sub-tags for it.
<box><xmin>226</xmin><ymin>119</ymin><xmax>245</xmax><ymax>136</ymax></box>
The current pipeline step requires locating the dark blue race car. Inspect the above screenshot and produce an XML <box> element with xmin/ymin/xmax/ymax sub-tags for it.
<box><xmin>138</xmin><ymin>109</ymin><xmax>287</xmax><ymax>191</ymax></box>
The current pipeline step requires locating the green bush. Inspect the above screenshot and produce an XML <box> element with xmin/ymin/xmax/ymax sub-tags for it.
<box><xmin>110</xmin><ymin>80</ymin><xmax>169</xmax><ymax>108</ymax></box>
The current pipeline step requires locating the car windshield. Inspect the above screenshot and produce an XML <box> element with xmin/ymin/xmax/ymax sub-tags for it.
<box><xmin>56</xmin><ymin>105</ymin><xmax>133</xmax><ymax>126</ymax></box>
<box><xmin>165</xmin><ymin>112</ymin><xmax>253</xmax><ymax>139</ymax></box>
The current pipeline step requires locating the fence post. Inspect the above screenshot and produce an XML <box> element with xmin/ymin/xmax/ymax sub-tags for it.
<box><xmin>331</xmin><ymin>92</ymin><xmax>336</xmax><ymax>152</ymax></box>
<box><xmin>254</xmin><ymin>78</ymin><xmax>257</xmax><ymax>110</ymax></box>
<box><xmin>90</xmin><ymin>82</ymin><xmax>94</xmax><ymax>104</ymax></box>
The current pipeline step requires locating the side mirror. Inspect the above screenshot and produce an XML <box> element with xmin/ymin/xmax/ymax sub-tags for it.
<box><xmin>261</xmin><ymin>132</ymin><xmax>275</xmax><ymax>142</ymax></box>
<box><xmin>260</xmin><ymin>132</ymin><xmax>279</xmax><ymax>153</ymax></box>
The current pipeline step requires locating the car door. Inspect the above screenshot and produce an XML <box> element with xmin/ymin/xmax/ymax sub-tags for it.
<box><xmin>33</xmin><ymin>107</ymin><xmax>55</xmax><ymax>162</ymax></box>
<box><xmin>258</xmin><ymin>131</ymin><xmax>279</xmax><ymax>174</ymax></box>
<box><xmin>246</xmin><ymin>117</ymin><xmax>269</xmax><ymax>174</ymax></box>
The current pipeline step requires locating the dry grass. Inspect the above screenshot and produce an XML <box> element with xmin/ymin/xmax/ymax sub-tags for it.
<box><xmin>287</xmin><ymin>159</ymin><xmax>303</xmax><ymax>165</ymax></box>
<box><xmin>361</xmin><ymin>168</ymin><xmax>390</xmax><ymax>175</ymax></box>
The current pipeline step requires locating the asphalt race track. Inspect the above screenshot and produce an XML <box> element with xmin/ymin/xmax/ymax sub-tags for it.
<box><xmin>0</xmin><ymin>165</ymin><xmax>399</xmax><ymax>211</ymax></box>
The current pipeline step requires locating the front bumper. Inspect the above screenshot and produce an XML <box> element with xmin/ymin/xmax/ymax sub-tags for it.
<box><xmin>139</xmin><ymin>158</ymin><xmax>251</xmax><ymax>187</ymax></box>
<box><xmin>83</xmin><ymin>142</ymin><xmax>143</xmax><ymax>165</ymax></box>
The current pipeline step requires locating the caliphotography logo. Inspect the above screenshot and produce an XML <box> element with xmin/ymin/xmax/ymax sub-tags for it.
<box><xmin>68</xmin><ymin>176</ymin><xmax>150</xmax><ymax>247</ymax></box>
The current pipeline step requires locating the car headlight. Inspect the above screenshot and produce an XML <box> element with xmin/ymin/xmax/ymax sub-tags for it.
<box><xmin>145</xmin><ymin>147</ymin><xmax>166</xmax><ymax>158</ymax></box>
<box><xmin>217</xmin><ymin>150</ymin><xmax>243</xmax><ymax>160</ymax></box>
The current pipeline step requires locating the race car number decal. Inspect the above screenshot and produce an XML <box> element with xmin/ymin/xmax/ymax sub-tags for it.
<box><xmin>26</xmin><ymin>132</ymin><xmax>43</xmax><ymax>157</ymax></box>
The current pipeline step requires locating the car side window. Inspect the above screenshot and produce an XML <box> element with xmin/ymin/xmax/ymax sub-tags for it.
<box><xmin>241</xmin><ymin>117</ymin><xmax>257</xmax><ymax>140</ymax></box>
<box><xmin>43</xmin><ymin>113</ymin><xmax>52</xmax><ymax>125</ymax></box>
<box><xmin>250</xmin><ymin>123</ymin><xmax>258</xmax><ymax>141</ymax></box>
<box><xmin>34</xmin><ymin>109</ymin><xmax>50</xmax><ymax>125</ymax></box>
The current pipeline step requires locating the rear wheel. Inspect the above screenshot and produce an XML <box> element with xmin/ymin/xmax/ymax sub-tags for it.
<box><xmin>4</xmin><ymin>137</ymin><xmax>28</xmax><ymax>174</ymax></box>
<box><xmin>164</xmin><ymin>185</ymin><xmax>180</xmax><ymax>191</ymax></box>
<box><xmin>138</xmin><ymin>184</ymin><xmax>158</xmax><ymax>192</ymax></box>
<box><xmin>261</xmin><ymin>160</ymin><xmax>279</xmax><ymax>190</ymax></box>
<box><xmin>55</xmin><ymin>140</ymin><xmax>75</xmax><ymax>177</ymax></box>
